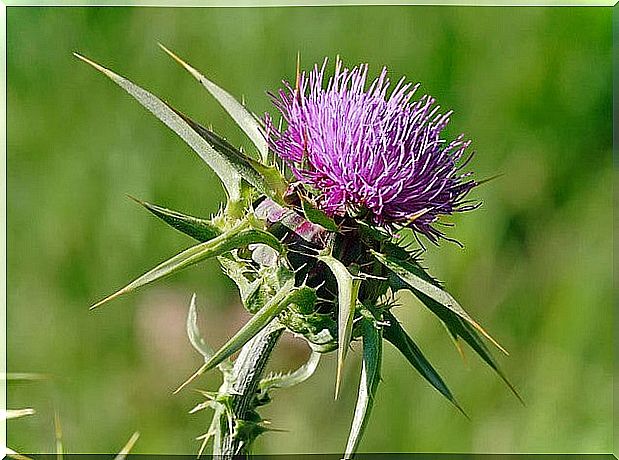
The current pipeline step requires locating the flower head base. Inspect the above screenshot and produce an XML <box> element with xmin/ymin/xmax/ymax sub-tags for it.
<box><xmin>266</xmin><ymin>58</ymin><xmax>478</xmax><ymax>242</ymax></box>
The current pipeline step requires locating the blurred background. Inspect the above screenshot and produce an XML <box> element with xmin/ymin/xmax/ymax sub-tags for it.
<box><xmin>7</xmin><ymin>5</ymin><xmax>613</xmax><ymax>455</ymax></box>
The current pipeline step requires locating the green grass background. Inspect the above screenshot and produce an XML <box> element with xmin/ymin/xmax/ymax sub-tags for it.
<box><xmin>7</xmin><ymin>5</ymin><xmax>613</xmax><ymax>455</ymax></box>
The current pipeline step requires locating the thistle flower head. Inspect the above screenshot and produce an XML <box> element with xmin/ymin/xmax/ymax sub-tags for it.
<box><xmin>266</xmin><ymin>58</ymin><xmax>478</xmax><ymax>242</ymax></box>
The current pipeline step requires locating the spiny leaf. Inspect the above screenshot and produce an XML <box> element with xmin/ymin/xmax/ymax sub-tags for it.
<box><xmin>170</xmin><ymin>108</ymin><xmax>287</xmax><ymax>202</ymax></box>
<box><xmin>447</xmin><ymin>314</ymin><xmax>523</xmax><ymax>404</ymax></box>
<box><xmin>318</xmin><ymin>254</ymin><xmax>362</xmax><ymax>399</ymax></box>
<box><xmin>259</xmin><ymin>350</ymin><xmax>321</xmax><ymax>391</ymax></box>
<box><xmin>410</xmin><ymin>287</ymin><xmax>522</xmax><ymax>403</ymax></box>
<box><xmin>343</xmin><ymin>317</ymin><xmax>382</xmax><ymax>459</ymax></box>
<box><xmin>129</xmin><ymin>196</ymin><xmax>221</xmax><ymax>242</ymax></box>
<box><xmin>73</xmin><ymin>52</ymin><xmax>243</xmax><ymax>202</ymax></box>
<box><xmin>159</xmin><ymin>44</ymin><xmax>269</xmax><ymax>164</ymax></box>
<box><xmin>91</xmin><ymin>221</ymin><xmax>282</xmax><ymax>309</ymax></box>
<box><xmin>372</xmin><ymin>250</ymin><xmax>507</xmax><ymax>355</ymax></box>
<box><xmin>383</xmin><ymin>310</ymin><xmax>466</xmax><ymax>417</ymax></box>
<box><xmin>175</xmin><ymin>282</ymin><xmax>317</xmax><ymax>393</ymax></box>
<box><xmin>187</xmin><ymin>294</ymin><xmax>233</xmax><ymax>373</ymax></box>
<box><xmin>114</xmin><ymin>432</ymin><xmax>140</xmax><ymax>460</ymax></box>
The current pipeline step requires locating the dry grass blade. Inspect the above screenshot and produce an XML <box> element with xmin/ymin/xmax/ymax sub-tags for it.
<box><xmin>3</xmin><ymin>408</ymin><xmax>36</xmax><ymax>420</ymax></box>
<box><xmin>114</xmin><ymin>432</ymin><xmax>141</xmax><ymax>460</ymax></box>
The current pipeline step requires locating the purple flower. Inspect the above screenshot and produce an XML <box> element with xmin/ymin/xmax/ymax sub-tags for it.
<box><xmin>265</xmin><ymin>58</ymin><xmax>478</xmax><ymax>243</ymax></box>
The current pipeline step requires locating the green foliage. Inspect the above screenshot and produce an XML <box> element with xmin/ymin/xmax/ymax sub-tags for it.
<box><xmin>90</xmin><ymin>218</ymin><xmax>283</xmax><ymax>309</ymax></box>
<box><xmin>259</xmin><ymin>351</ymin><xmax>321</xmax><ymax>393</ymax></box>
<box><xmin>317</xmin><ymin>253</ymin><xmax>362</xmax><ymax>399</ymax></box>
<box><xmin>176</xmin><ymin>282</ymin><xmax>318</xmax><ymax>394</ymax></box>
<box><xmin>372</xmin><ymin>250</ymin><xmax>506</xmax><ymax>354</ymax></box>
<box><xmin>8</xmin><ymin>7</ymin><xmax>611</xmax><ymax>457</ymax></box>
<box><xmin>73</xmin><ymin>53</ymin><xmax>244</xmax><ymax>204</ymax></box>
<box><xmin>159</xmin><ymin>43</ymin><xmax>269</xmax><ymax>164</ymax></box>
<box><xmin>300</xmin><ymin>198</ymin><xmax>339</xmax><ymax>232</ymax></box>
<box><xmin>343</xmin><ymin>312</ymin><xmax>382</xmax><ymax>459</ymax></box>
<box><xmin>130</xmin><ymin>196</ymin><xmax>222</xmax><ymax>242</ymax></box>
<box><xmin>75</xmin><ymin>42</ymin><xmax>525</xmax><ymax>458</ymax></box>
<box><xmin>382</xmin><ymin>310</ymin><xmax>465</xmax><ymax>415</ymax></box>
<box><xmin>373</xmin><ymin>249</ymin><xmax>521</xmax><ymax>402</ymax></box>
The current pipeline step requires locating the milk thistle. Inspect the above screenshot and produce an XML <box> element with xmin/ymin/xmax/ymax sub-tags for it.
<box><xmin>77</xmin><ymin>47</ymin><xmax>518</xmax><ymax>458</ymax></box>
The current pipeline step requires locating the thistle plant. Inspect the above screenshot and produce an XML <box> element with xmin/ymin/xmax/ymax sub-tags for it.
<box><xmin>76</xmin><ymin>47</ymin><xmax>519</xmax><ymax>458</ymax></box>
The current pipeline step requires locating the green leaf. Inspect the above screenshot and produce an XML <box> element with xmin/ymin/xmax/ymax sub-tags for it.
<box><xmin>170</xmin><ymin>108</ymin><xmax>287</xmax><ymax>202</ymax></box>
<box><xmin>372</xmin><ymin>250</ymin><xmax>507</xmax><ymax>355</ymax></box>
<box><xmin>445</xmin><ymin>313</ymin><xmax>523</xmax><ymax>404</ymax></box>
<box><xmin>175</xmin><ymin>282</ymin><xmax>317</xmax><ymax>393</ymax></box>
<box><xmin>259</xmin><ymin>351</ymin><xmax>321</xmax><ymax>392</ymax></box>
<box><xmin>159</xmin><ymin>44</ymin><xmax>269</xmax><ymax>164</ymax></box>
<box><xmin>317</xmin><ymin>254</ymin><xmax>362</xmax><ymax>398</ymax></box>
<box><xmin>343</xmin><ymin>317</ymin><xmax>382</xmax><ymax>460</ymax></box>
<box><xmin>301</xmin><ymin>198</ymin><xmax>338</xmax><ymax>232</ymax></box>
<box><xmin>383</xmin><ymin>310</ymin><xmax>466</xmax><ymax>416</ymax></box>
<box><xmin>129</xmin><ymin>196</ymin><xmax>222</xmax><ymax>242</ymax></box>
<box><xmin>73</xmin><ymin>53</ymin><xmax>243</xmax><ymax>202</ymax></box>
<box><xmin>186</xmin><ymin>294</ymin><xmax>215</xmax><ymax>361</ymax></box>
<box><xmin>91</xmin><ymin>220</ymin><xmax>282</xmax><ymax>309</ymax></box>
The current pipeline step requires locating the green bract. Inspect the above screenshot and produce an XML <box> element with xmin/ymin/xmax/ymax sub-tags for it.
<box><xmin>78</xmin><ymin>47</ymin><xmax>519</xmax><ymax>458</ymax></box>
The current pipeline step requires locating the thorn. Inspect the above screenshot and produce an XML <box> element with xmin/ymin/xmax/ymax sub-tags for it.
<box><xmin>196</xmin><ymin>431</ymin><xmax>215</xmax><ymax>458</ymax></box>
<box><xmin>469</xmin><ymin>321</ymin><xmax>509</xmax><ymax>356</ymax></box>
<box><xmin>158</xmin><ymin>43</ymin><xmax>203</xmax><ymax>83</ymax></box>
<box><xmin>334</xmin><ymin>360</ymin><xmax>343</xmax><ymax>400</ymax></box>
<box><xmin>453</xmin><ymin>337</ymin><xmax>467</xmax><ymax>364</ymax></box>
<box><xmin>89</xmin><ymin>288</ymin><xmax>128</xmax><ymax>310</ymax></box>
<box><xmin>189</xmin><ymin>402</ymin><xmax>211</xmax><ymax>414</ymax></box>
<box><xmin>293</xmin><ymin>262</ymin><xmax>308</xmax><ymax>274</ymax></box>
<box><xmin>125</xmin><ymin>193</ymin><xmax>147</xmax><ymax>206</ymax></box>
<box><xmin>174</xmin><ymin>362</ymin><xmax>209</xmax><ymax>394</ymax></box>
<box><xmin>452</xmin><ymin>399</ymin><xmax>470</xmax><ymax>421</ymax></box>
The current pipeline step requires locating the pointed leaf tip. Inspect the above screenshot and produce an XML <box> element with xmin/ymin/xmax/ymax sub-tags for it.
<box><xmin>318</xmin><ymin>254</ymin><xmax>361</xmax><ymax>399</ymax></box>
<box><xmin>75</xmin><ymin>52</ymin><xmax>243</xmax><ymax>201</ymax></box>
<box><xmin>159</xmin><ymin>44</ymin><xmax>269</xmax><ymax>163</ymax></box>
<box><xmin>383</xmin><ymin>311</ymin><xmax>467</xmax><ymax>418</ymax></box>
<box><xmin>373</xmin><ymin>250</ymin><xmax>508</xmax><ymax>355</ymax></box>
<box><xmin>128</xmin><ymin>195</ymin><xmax>222</xmax><ymax>242</ymax></box>
<box><xmin>343</xmin><ymin>317</ymin><xmax>382</xmax><ymax>459</ymax></box>
<box><xmin>90</xmin><ymin>289</ymin><xmax>128</xmax><ymax>310</ymax></box>
<box><xmin>174</xmin><ymin>281</ymin><xmax>301</xmax><ymax>393</ymax></box>
<box><xmin>90</xmin><ymin>221</ymin><xmax>281</xmax><ymax>310</ymax></box>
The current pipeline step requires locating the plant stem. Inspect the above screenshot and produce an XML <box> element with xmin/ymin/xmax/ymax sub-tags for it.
<box><xmin>216</xmin><ymin>323</ymin><xmax>283</xmax><ymax>458</ymax></box>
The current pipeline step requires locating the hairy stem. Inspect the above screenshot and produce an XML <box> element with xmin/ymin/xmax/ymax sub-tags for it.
<box><xmin>215</xmin><ymin>322</ymin><xmax>283</xmax><ymax>458</ymax></box>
